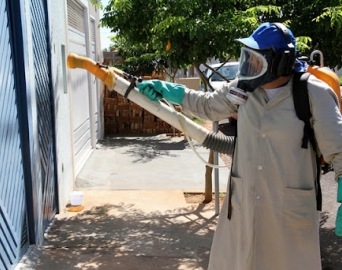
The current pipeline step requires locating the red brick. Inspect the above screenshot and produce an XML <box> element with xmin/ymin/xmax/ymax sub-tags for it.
<box><xmin>129</xmin><ymin>103</ymin><xmax>142</xmax><ymax>110</ymax></box>
<box><xmin>131</xmin><ymin>110</ymin><xmax>143</xmax><ymax>117</ymax></box>
<box><xmin>144</xmin><ymin>115</ymin><xmax>155</xmax><ymax>122</ymax></box>
<box><xmin>117</xmin><ymin>116</ymin><xmax>130</xmax><ymax>123</ymax></box>
<box><xmin>108</xmin><ymin>91</ymin><xmax>118</xmax><ymax>98</ymax></box>
<box><xmin>104</xmin><ymin>116</ymin><xmax>116</xmax><ymax>123</ymax></box>
<box><xmin>106</xmin><ymin>123</ymin><xmax>119</xmax><ymax>129</ymax></box>
<box><xmin>130</xmin><ymin>129</ymin><xmax>143</xmax><ymax>134</ymax></box>
<box><xmin>131</xmin><ymin>123</ymin><xmax>142</xmax><ymax>129</ymax></box>
<box><xmin>104</xmin><ymin>97</ymin><xmax>118</xmax><ymax>105</ymax></box>
<box><xmin>120</xmin><ymin>110</ymin><xmax>131</xmax><ymax>117</ymax></box>
<box><xmin>104</xmin><ymin>111</ymin><xmax>116</xmax><ymax>117</ymax></box>
<box><xmin>143</xmin><ymin>122</ymin><xmax>157</xmax><ymax>128</ymax></box>
<box><xmin>118</xmin><ymin>104</ymin><xmax>130</xmax><ymax>110</ymax></box>
<box><xmin>118</xmin><ymin>128</ymin><xmax>131</xmax><ymax>134</ymax></box>
<box><xmin>130</xmin><ymin>117</ymin><xmax>143</xmax><ymax>123</ymax></box>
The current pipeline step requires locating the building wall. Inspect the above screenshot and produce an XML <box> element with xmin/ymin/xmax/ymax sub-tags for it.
<box><xmin>175</xmin><ymin>77</ymin><xmax>201</xmax><ymax>91</ymax></box>
<box><xmin>88</xmin><ymin>1</ymin><xmax>101</xmax><ymax>60</ymax></box>
<box><xmin>103</xmin><ymin>86</ymin><xmax>181</xmax><ymax>135</ymax></box>
<box><xmin>88</xmin><ymin>0</ymin><xmax>104</xmax><ymax>140</ymax></box>
<box><xmin>45</xmin><ymin>0</ymin><xmax>103</xmax><ymax>213</ymax></box>
<box><xmin>47</xmin><ymin>0</ymin><xmax>75</xmax><ymax>213</ymax></box>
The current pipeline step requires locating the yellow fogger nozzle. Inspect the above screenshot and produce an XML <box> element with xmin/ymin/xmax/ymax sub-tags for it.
<box><xmin>67</xmin><ymin>53</ymin><xmax>123</xmax><ymax>89</ymax></box>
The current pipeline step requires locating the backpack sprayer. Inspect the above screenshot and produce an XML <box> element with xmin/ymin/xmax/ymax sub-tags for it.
<box><xmin>303</xmin><ymin>50</ymin><xmax>341</xmax><ymax>173</ymax></box>
<box><xmin>306</xmin><ymin>50</ymin><xmax>341</xmax><ymax>108</ymax></box>
<box><xmin>67</xmin><ymin>53</ymin><xmax>235</xmax><ymax>159</ymax></box>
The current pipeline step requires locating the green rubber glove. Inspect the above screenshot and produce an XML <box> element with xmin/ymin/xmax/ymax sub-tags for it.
<box><xmin>335</xmin><ymin>177</ymin><xmax>342</xmax><ymax>236</ymax></box>
<box><xmin>136</xmin><ymin>80</ymin><xmax>185</xmax><ymax>105</ymax></box>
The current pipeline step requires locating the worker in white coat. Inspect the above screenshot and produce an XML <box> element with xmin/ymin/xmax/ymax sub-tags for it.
<box><xmin>137</xmin><ymin>22</ymin><xmax>342</xmax><ymax>270</ymax></box>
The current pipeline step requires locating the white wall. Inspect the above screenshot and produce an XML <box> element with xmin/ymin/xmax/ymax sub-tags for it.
<box><xmin>48</xmin><ymin>0</ymin><xmax>75</xmax><ymax>213</ymax></box>
<box><xmin>46</xmin><ymin>0</ymin><xmax>103</xmax><ymax>212</ymax></box>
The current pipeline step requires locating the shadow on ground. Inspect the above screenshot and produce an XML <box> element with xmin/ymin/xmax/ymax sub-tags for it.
<box><xmin>36</xmin><ymin>203</ymin><xmax>217</xmax><ymax>270</ymax></box>
<box><xmin>33</xmin><ymin>204</ymin><xmax>342</xmax><ymax>270</ymax></box>
<box><xmin>320</xmin><ymin>211</ymin><xmax>342</xmax><ymax>270</ymax></box>
<box><xmin>98</xmin><ymin>135</ymin><xmax>203</xmax><ymax>164</ymax></box>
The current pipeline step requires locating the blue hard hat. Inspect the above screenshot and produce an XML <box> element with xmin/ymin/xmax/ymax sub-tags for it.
<box><xmin>236</xmin><ymin>22</ymin><xmax>296</xmax><ymax>53</ymax></box>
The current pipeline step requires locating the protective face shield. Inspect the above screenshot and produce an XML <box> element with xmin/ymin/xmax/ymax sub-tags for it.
<box><xmin>238</xmin><ymin>46</ymin><xmax>269</xmax><ymax>81</ymax></box>
<box><xmin>226</xmin><ymin>47</ymin><xmax>279</xmax><ymax>105</ymax></box>
<box><xmin>238</xmin><ymin>46</ymin><xmax>280</xmax><ymax>91</ymax></box>
<box><xmin>227</xmin><ymin>22</ymin><xmax>297</xmax><ymax>106</ymax></box>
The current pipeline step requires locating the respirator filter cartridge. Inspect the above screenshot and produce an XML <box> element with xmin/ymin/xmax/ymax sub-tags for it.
<box><xmin>226</xmin><ymin>87</ymin><xmax>249</xmax><ymax>105</ymax></box>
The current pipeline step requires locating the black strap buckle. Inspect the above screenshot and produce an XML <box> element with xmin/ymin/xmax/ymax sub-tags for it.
<box><xmin>123</xmin><ymin>73</ymin><xmax>142</xmax><ymax>99</ymax></box>
<box><xmin>124</xmin><ymin>77</ymin><xmax>137</xmax><ymax>99</ymax></box>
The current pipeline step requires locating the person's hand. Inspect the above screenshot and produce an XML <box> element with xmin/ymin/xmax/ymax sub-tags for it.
<box><xmin>136</xmin><ymin>80</ymin><xmax>185</xmax><ymax>105</ymax></box>
<box><xmin>335</xmin><ymin>177</ymin><xmax>342</xmax><ymax>236</ymax></box>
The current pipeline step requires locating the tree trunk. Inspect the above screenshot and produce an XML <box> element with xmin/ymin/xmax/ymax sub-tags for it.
<box><xmin>203</xmin><ymin>149</ymin><xmax>214</xmax><ymax>203</ymax></box>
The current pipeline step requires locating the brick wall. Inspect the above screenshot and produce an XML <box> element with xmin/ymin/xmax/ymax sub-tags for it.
<box><xmin>103</xmin><ymin>85</ymin><xmax>182</xmax><ymax>135</ymax></box>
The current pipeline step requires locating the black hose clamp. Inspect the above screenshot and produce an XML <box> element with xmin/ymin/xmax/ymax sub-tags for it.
<box><xmin>123</xmin><ymin>73</ymin><xmax>142</xmax><ymax>99</ymax></box>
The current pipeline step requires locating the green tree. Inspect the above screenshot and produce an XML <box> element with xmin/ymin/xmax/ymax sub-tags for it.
<box><xmin>94</xmin><ymin>0</ymin><xmax>270</xmax><ymax>202</ymax></box>
<box><xmin>249</xmin><ymin>0</ymin><xmax>342</xmax><ymax>68</ymax></box>
<box><xmin>109</xmin><ymin>35</ymin><xmax>159</xmax><ymax>76</ymax></box>
<box><xmin>91</xmin><ymin>0</ymin><xmax>342</xmax><ymax>202</ymax></box>
<box><xmin>96</xmin><ymin>0</ymin><xmax>273</xmax><ymax>80</ymax></box>
<box><xmin>313</xmin><ymin>4</ymin><xmax>342</xmax><ymax>68</ymax></box>
<box><xmin>93</xmin><ymin>0</ymin><xmax>342</xmax><ymax>68</ymax></box>
<box><xmin>315</xmin><ymin>5</ymin><xmax>342</xmax><ymax>31</ymax></box>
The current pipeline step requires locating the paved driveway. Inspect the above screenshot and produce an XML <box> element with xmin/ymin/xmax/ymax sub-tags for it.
<box><xmin>75</xmin><ymin>134</ymin><xmax>342</xmax><ymax>269</ymax></box>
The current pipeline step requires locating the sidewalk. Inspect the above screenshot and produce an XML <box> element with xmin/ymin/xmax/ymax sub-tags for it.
<box><xmin>76</xmin><ymin>135</ymin><xmax>230</xmax><ymax>191</ymax></box>
<box><xmin>18</xmin><ymin>134</ymin><xmax>342</xmax><ymax>269</ymax></box>
<box><xmin>19</xmin><ymin>190</ymin><xmax>219</xmax><ymax>270</ymax></box>
<box><xmin>18</xmin><ymin>135</ymin><xmax>229</xmax><ymax>270</ymax></box>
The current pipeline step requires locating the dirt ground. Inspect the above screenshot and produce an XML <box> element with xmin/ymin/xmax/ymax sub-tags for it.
<box><xmin>184</xmin><ymin>192</ymin><xmax>225</xmax><ymax>205</ymax></box>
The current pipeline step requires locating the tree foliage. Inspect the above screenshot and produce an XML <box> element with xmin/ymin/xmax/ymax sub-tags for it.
<box><xmin>90</xmin><ymin>0</ymin><xmax>342</xmax><ymax>203</ymax></box>
<box><xmin>92</xmin><ymin>0</ymin><xmax>342</xmax><ymax>72</ymax></box>
<box><xmin>255</xmin><ymin>0</ymin><xmax>342</xmax><ymax>68</ymax></box>
<box><xmin>312</xmin><ymin>4</ymin><xmax>342</xmax><ymax>67</ymax></box>
<box><xmin>314</xmin><ymin>5</ymin><xmax>342</xmax><ymax>33</ymax></box>
<box><xmin>96</xmin><ymin>0</ymin><xmax>267</xmax><ymax>76</ymax></box>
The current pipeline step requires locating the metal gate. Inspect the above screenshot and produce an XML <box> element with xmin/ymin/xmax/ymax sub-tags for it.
<box><xmin>30</xmin><ymin>0</ymin><xmax>57</xmax><ymax>230</ymax></box>
<box><xmin>1</xmin><ymin>0</ymin><xmax>59</xmax><ymax>268</ymax></box>
<box><xmin>0</xmin><ymin>1</ymin><xmax>29</xmax><ymax>269</ymax></box>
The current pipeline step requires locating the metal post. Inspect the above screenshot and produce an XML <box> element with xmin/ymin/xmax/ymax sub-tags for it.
<box><xmin>213</xmin><ymin>121</ymin><xmax>220</xmax><ymax>215</ymax></box>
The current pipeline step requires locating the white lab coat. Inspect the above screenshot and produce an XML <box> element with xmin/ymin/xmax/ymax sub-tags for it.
<box><xmin>181</xmin><ymin>75</ymin><xmax>342</xmax><ymax>270</ymax></box>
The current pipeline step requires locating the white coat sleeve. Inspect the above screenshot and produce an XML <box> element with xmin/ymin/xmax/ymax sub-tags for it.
<box><xmin>181</xmin><ymin>81</ymin><xmax>239</xmax><ymax>122</ymax></box>
<box><xmin>308</xmin><ymin>76</ymin><xmax>342</xmax><ymax>180</ymax></box>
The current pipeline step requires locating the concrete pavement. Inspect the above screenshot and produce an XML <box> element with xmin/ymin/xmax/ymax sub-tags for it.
<box><xmin>17</xmin><ymin>135</ymin><xmax>229</xmax><ymax>270</ymax></box>
<box><xmin>76</xmin><ymin>135</ymin><xmax>229</xmax><ymax>191</ymax></box>
<box><xmin>17</xmin><ymin>134</ymin><xmax>342</xmax><ymax>269</ymax></box>
<box><xmin>19</xmin><ymin>190</ymin><xmax>218</xmax><ymax>270</ymax></box>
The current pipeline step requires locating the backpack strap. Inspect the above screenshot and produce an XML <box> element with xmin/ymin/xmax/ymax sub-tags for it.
<box><xmin>292</xmin><ymin>72</ymin><xmax>314</xmax><ymax>149</ymax></box>
<box><xmin>227</xmin><ymin>117</ymin><xmax>238</xmax><ymax>220</ymax></box>
<box><xmin>292</xmin><ymin>72</ymin><xmax>322</xmax><ymax>211</ymax></box>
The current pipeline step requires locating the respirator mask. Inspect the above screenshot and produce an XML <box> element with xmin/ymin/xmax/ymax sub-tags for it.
<box><xmin>227</xmin><ymin>46</ymin><xmax>279</xmax><ymax>105</ymax></box>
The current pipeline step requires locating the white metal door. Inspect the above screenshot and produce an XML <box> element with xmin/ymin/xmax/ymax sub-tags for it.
<box><xmin>67</xmin><ymin>0</ymin><xmax>92</xmax><ymax>173</ymax></box>
<box><xmin>90</xmin><ymin>18</ymin><xmax>100</xmax><ymax>140</ymax></box>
